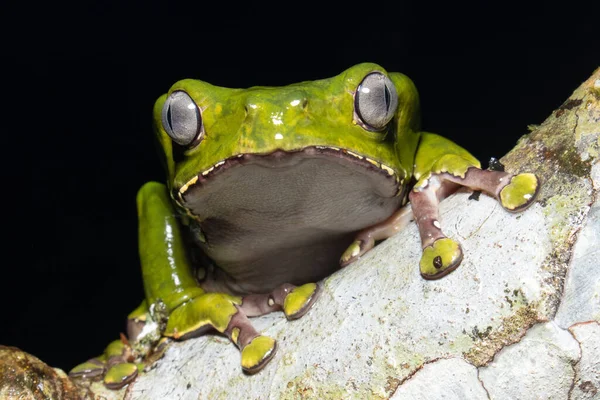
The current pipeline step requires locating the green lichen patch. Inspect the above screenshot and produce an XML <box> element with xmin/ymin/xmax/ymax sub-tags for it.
<box><xmin>463</xmin><ymin>305</ymin><xmax>543</xmax><ymax>367</ymax></box>
<box><xmin>501</xmin><ymin>73</ymin><xmax>599</xmax><ymax>189</ymax></box>
<box><xmin>280</xmin><ymin>368</ymin><xmax>358</xmax><ymax>400</ymax></box>
<box><xmin>499</xmin><ymin>77</ymin><xmax>598</xmax><ymax>322</ymax></box>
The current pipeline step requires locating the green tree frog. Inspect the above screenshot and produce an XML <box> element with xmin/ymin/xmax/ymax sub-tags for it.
<box><xmin>69</xmin><ymin>63</ymin><xmax>539</xmax><ymax>389</ymax></box>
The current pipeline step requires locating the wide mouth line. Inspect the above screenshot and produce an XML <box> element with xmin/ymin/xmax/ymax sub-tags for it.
<box><xmin>177</xmin><ymin>146</ymin><xmax>402</xmax><ymax>198</ymax></box>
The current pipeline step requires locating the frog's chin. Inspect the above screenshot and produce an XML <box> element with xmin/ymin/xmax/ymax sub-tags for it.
<box><xmin>176</xmin><ymin>146</ymin><xmax>403</xmax><ymax>222</ymax></box>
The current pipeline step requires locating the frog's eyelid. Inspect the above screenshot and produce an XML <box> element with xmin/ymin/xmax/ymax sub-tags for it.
<box><xmin>353</xmin><ymin>72</ymin><xmax>398</xmax><ymax>132</ymax></box>
<box><xmin>162</xmin><ymin>91</ymin><xmax>204</xmax><ymax>147</ymax></box>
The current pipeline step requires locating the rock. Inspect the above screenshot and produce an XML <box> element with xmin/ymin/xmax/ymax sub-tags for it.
<box><xmin>478</xmin><ymin>322</ymin><xmax>580</xmax><ymax>399</ymax></box>
<box><xmin>569</xmin><ymin>321</ymin><xmax>600</xmax><ymax>400</ymax></box>
<box><xmin>554</xmin><ymin>163</ymin><xmax>600</xmax><ymax>329</ymax></box>
<box><xmin>87</xmin><ymin>68</ymin><xmax>600</xmax><ymax>399</ymax></box>
<box><xmin>390</xmin><ymin>358</ymin><xmax>489</xmax><ymax>399</ymax></box>
<box><xmin>0</xmin><ymin>346</ymin><xmax>91</xmax><ymax>400</ymax></box>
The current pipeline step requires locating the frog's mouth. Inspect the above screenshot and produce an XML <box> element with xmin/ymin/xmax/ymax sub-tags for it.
<box><xmin>175</xmin><ymin>146</ymin><xmax>404</xmax><ymax>223</ymax></box>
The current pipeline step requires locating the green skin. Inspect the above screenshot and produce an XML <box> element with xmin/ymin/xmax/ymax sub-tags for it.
<box><xmin>70</xmin><ymin>63</ymin><xmax>539</xmax><ymax>389</ymax></box>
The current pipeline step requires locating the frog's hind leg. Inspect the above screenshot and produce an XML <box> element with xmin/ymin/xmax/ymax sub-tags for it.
<box><xmin>69</xmin><ymin>336</ymin><xmax>142</xmax><ymax>390</ymax></box>
<box><xmin>340</xmin><ymin>205</ymin><xmax>414</xmax><ymax>267</ymax></box>
<box><xmin>239</xmin><ymin>282</ymin><xmax>321</xmax><ymax>320</ymax></box>
<box><xmin>70</xmin><ymin>301</ymin><xmax>166</xmax><ymax>390</ymax></box>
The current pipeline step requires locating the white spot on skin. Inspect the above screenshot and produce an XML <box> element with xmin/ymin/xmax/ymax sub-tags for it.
<box><xmin>275</xmin><ymin>133</ymin><xmax>284</xmax><ymax>140</ymax></box>
<box><xmin>137</xmin><ymin>318</ymin><xmax>159</xmax><ymax>341</ymax></box>
<box><xmin>179</xmin><ymin>175</ymin><xmax>199</xmax><ymax>194</ymax></box>
<box><xmin>165</xmin><ymin>225</ymin><xmax>181</xmax><ymax>286</ymax></box>
<box><xmin>290</xmin><ymin>99</ymin><xmax>301</xmax><ymax>106</ymax></box>
<box><xmin>381</xmin><ymin>164</ymin><xmax>394</xmax><ymax>176</ymax></box>
<box><xmin>433</xmin><ymin>220</ymin><xmax>441</xmax><ymax>229</ymax></box>
<box><xmin>346</xmin><ymin>150</ymin><xmax>363</xmax><ymax>159</ymax></box>
<box><xmin>366</xmin><ymin>158</ymin><xmax>380</xmax><ymax>168</ymax></box>
<box><xmin>268</xmin><ymin>298</ymin><xmax>274</xmax><ymax>306</ymax></box>
<box><xmin>271</xmin><ymin>112</ymin><xmax>283</xmax><ymax>125</ymax></box>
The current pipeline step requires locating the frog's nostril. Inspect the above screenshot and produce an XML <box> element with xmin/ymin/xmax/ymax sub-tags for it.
<box><xmin>302</xmin><ymin>99</ymin><xmax>308</xmax><ymax>109</ymax></box>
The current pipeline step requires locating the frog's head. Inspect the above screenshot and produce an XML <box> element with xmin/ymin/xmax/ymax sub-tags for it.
<box><xmin>153</xmin><ymin>63</ymin><xmax>421</xmax><ymax>217</ymax></box>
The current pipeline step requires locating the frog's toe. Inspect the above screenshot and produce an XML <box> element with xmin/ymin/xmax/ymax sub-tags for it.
<box><xmin>241</xmin><ymin>335</ymin><xmax>277</xmax><ymax>374</ymax></box>
<box><xmin>283</xmin><ymin>283</ymin><xmax>321</xmax><ymax>320</ymax></box>
<box><xmin>340</xmin><ymin>240</ymin><xmax>363</xmax><ymax>266</ymax></box>
<box><xmin>103</xmin><ymin>362</ymin><xmax>140</xmax><ymax>390</ymax></box>
<box><xmin>499</xmin><ymin>173</ymin><xmax>539</xmax><ymax>212</ymax></box>
<box><xmin>69</xmin><ymin>357</ymin><xmax>106</xmax><ymax>380</ymax></box>
<box><xmin>420</xmin><ymin>238</ymin><xmax>463</xmax><ymax>280</ymax></box>
<box><xmin>69</xmin><ymin>338</ymin><xmax>142</xmax><ymax>390</ymax></box>
<box><xmin>164</xmin><ymin>292</ymin><xmax>242</xmax><ymax>339</ymax></box>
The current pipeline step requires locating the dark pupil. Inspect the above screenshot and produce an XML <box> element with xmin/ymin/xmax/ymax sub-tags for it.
<box><xmin>383</xmin><ymin>85</ymin><xmax>391</xmax><ymax>111</ymax></box>
<box><xmin>166</xmin><ymin>104</ymin><xmax>173</xmax><ymax>131</ymax></box>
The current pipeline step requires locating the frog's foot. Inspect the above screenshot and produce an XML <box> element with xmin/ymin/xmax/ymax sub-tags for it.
<box><xmin>498</xmin><ymin>172</ymin><xmax>540</xmax><ymax>212</ymax></box>
<box><xmin>420</xmin><ymin>161</ymin><xmax>540</xmax><ymax>214</ymax></box>
<box><xmin>69</xmin><ymin>358</ymin><xmax>106</xmax><ymax>381</ymax></box>
<box><xmin>69</xmin><ymin>336</ymin><xmax>142</xmax><ymax>390</ymax></box>
<box><xmin>227</xmin><ymin>312</ymin><xmax>278</xmax><ymax>374</ymax></box>
<box><xmin>409</xmin><ymin>180</ymin><xmax>465</xmax><ymax>279</ymax></box>
<box><xmin>409</xmin><ymin>156</ymin><xmax>539</xmax><ymax>279</ymax></box>
<box><xmin>240</xmin><ymin>283</ymin><xmax>321</xmax><ymax>320</ymax></box>
<box><xmin>419</xmin><ymin>238</ymin><xmax>463</xmax><ymax>279</ymax></box>
<box><xmin>164</xmin><ymin>292</ymin><xmax>277</xmax><ymax>374</ymax></box>
<box><xmin>340</xmin><ymin>205</ymin><xmax>414</xmax><ymax>267</ymax></box>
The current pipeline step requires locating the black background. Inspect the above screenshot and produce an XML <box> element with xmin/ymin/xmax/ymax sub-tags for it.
<box><xmin>9</xmin><ymin>21</ymin><xmax>598</xmax><ymax>373</ymax></box>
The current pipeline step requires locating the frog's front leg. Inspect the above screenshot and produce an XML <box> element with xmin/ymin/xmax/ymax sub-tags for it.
<box><xmin>70</xmin><ymin>183</ymin><xmax>276</xmax><ymax>388</ymax></box>
<box><xmin>341</xmin><ymin>132</ymin><xmax>539</xmax><ymax>279</ymax></box>
<box><xmin>137</xmin><ymin>182</ymin><xmax>285</xmax><ymax>374</ymax></box>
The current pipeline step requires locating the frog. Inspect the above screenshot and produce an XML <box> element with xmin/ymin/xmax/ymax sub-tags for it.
<box><xmin>69</xmin><ymin>63</ymin><xmax>539</xmax><ymax>389</ymax></box>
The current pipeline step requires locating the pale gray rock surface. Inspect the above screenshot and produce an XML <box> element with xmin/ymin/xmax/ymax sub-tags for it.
<box><xmin>569</xmin><ymin>322</ymin><xmax>600</xmax><ymax>400</ymax></box>
<box><xmin>478</xmin><ymin>322</ymin><xmax>581</xmax><ymax>400</ymax></box>
<box><xmin>390</xmin><ymin>358</ymin><xmax>489</xmax><ymax>400</ymax></box>
<box><xmin>85</xmin><ymin>69</ymin><xmax>599</xmax><ymax>399</ymax></box>
<box><xmin>555</xmin><ymin>162</ymin><xmax>600</xmax><ymax>329</ymax></box>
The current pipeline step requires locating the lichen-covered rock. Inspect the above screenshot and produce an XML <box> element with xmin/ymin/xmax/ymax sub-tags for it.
<box><xmin>0</xmin><ymin>346</ymin><xmax>91</xmax><ymax>400</ymax></box>
<box><xmin>554</xmin><ymin>163</ymin><xmax>600</xmax><ymax>329</ymax></box>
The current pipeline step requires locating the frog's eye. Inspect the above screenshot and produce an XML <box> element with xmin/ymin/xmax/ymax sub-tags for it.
<box><xmin>354</xmin><ymin>72</ymin><xmax>398</xmax><ymax>131</ymax></box>
<box><xmin>161</xmin><ymin>91</ymin><xmax>203</xmax><ymax>146</ymax></box>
